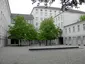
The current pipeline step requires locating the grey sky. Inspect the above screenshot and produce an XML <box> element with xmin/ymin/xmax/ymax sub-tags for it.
<box><xmin>8</xmin><ymin>0</ymin><xmax>85</xmax><ymax>14</ymax></box>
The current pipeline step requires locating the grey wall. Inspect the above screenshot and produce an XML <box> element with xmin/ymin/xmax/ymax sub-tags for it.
<box><xmin>0</xmin><ymin>0</ymin><xmax>11</xmax><ymax>47</ymax></box>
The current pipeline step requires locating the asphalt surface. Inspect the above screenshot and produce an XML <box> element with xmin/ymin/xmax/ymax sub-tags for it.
<box><xmin>0</xmin><ymin>46</ymin><xmax>85</xmax><ymax>64</ymax></box>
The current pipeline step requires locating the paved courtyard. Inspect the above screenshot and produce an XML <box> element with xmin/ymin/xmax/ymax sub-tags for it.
<box><xmin>0</xmin><ymin>46</ymin><xmax>85</xmax><ymax>64</ymax></box>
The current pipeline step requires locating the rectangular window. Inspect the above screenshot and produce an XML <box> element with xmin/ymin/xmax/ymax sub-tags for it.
<box><xmin>45</xmin><ymin>9</ymin><xmax>47</xmax><ymax>11</ymax></box>
<box><xmin>36</xmin><ymin>22</ymin><xmax>38</xmax><ymax>26</ymax></box>
<box><xmin>40</xmin><ymin>12</ymin><xmax>43</xmax><ymax>15</ymax></box>
<box><xmin>50</xmin><ymin>13</ymin><xmax>52</xmax><ymax>15</ymax></box>
<box><xmin>36</xmin><ymin>17</ymin><xmax>38</xmax><ymax>21</ymax></box>
<box><xmin>45</xmin><ymin>12</ymin><xmax>47</xmax><ymax>16</ymax></box>
<box><xmin>40</xmin><ymin>18</ymin><xmax>43</xmax><ymax>21</ymax></box>
<box><xmin>36</xmin><ymin>9</ymin><xmax>38</xmax><ymax>11</ymax></box>
<box><xmin>61</xmin><ymin>22</ymin><xmax>63</xmax><ymax>27</ymax></box>
<box><xmin>50</xmin><ymin>10</ymin><xmax>52</xmax><ymax>12</ymax></box>
<box><xmin>65</xmin><ymin>28</ymin><xmax>67</xmax><ymax>33</ymax></box>
<box><xmin>78</xmin><ymin>25</ymin><xmax>80</xmax><ymax>32</ymax></box>
<box><xmin>69</xmin><ymin>27</ymin><xmax>71</xmax><ymax>33</ymax></box>
<box><xmin>73</xmin><ymin>26</ymin><xmax>75</xmax><ymax>32</ymax></box>
<box><xmin>83</xmin><ymin>24</ymin><xmax>85</xmax><ymax>30</ymax></box>
<box><xmin>40</xmin><ymin>9</ymin><xmax>43</xmax><ymax>11</ymax></box>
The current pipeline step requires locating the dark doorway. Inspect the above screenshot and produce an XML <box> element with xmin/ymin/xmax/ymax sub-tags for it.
<box><xmin>11</xmin><ymin>39</ymin><xmax>19</xmax><ymax>44</ymax></box>
<box><xmin>59</xmin><ymin>37</ymin><xmax>63</xmax><ymax>45</ymax></box>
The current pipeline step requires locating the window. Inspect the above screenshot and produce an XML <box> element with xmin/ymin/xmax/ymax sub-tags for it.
<box><xmin>56</xmin><ymin>18</ymin><xmax>57</xmax><ymax>21</ymax></box>
<box><xmin>40</xmin><ymin>18</ymin><xmax>43</xmax><ymax>21</ymax></box>
<box><xmin>40</xmin><ymin>12</ymin><xmax>43</xmax><ymax>15</ymax></box>
<box><xmin>50</xmin><ymin>10</ymin><xmax>52</xmax><ymax>12</ymax></box>
<box><xmin>50</xmin><ymin>13</ymin><xmax>52</xmax><ymax>16</ymax></box>
<box><xmin>61</xmin><ymin>15</ymin><xmax>63</xmax><ymax>21</ymax></box>
<box><xmin>58</xmin><ymin>16</ymin><xmax>60</xmax><ymax>21</ymax></box>
<box><xmin>83</xmin><ymin>24</ymin><xmax>85</xmax><ymax>30</ymax></box>
<box><xmin>65</xmin><ymin>28</ymin><xmax>67</xmax><ymax>33</ymax></box>
<box><xmin>45</xmin><ymin>9</ymin><xmax>47</xmax><ymax>11</ymax></box>
<box><xmin>36</xmin><ymin>9</ymin><xmax>38</xmax><ymax>11</ymax></box>
<box><xmin>69</xmin><ymin>27</ymin><xmax>71</xmax><ymax>33</ymax></box>
<box><xmin>78</xmin><ymin>25</ymin><xmax>80</xmax><ymax>32</ymax></box>
<box><xmin>58</xmin><ymin>23</ymin><xmax>60</xmax><ymax>27</ymax></box>
<box><xmin>36</xmin><ymin>22</ymin><xmax>38</xmax><ymax>26</ymax></box>
<box><xmin>45</xmin><ymin>12</ymin><xmax>47</xmax><ymax>16</ymax></box>
<box><xmin>36</xmin><ymin>17</ymin><xmax>38</xmax><ymax>21</ymax></box>
<box><xmin>40</xmin><ymin>9</ymin><xmax>43</xmax><ymax>11</ymax></box>
<box><xmin>61</xmin><ymin>22</ymin><xmax>63</xmax><ymax>27</ymax></box>
<box><xmin>73</xmin><ymin>26</ymin><xmax>75</xmax><ymax>32</ymax></box>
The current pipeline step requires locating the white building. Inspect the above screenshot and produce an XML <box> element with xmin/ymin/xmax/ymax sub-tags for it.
<box><xmin>0</xmin><ymin>0</ymin><xmax>11</xmax><ymax>47</ymax></box>
<box><xmin>31</xmin><ymin>6</ymin><xmax>64</xmax><ymax>30</ymax></box>
<box><xmin>31</xmin><ymin>6</ymin><xmax>85</xmax><ymax>45</ymax></box>
<box><xmin>63</xmin><ymin>21</ymin><xmax>85</xmax><ymax>46</ymax></box>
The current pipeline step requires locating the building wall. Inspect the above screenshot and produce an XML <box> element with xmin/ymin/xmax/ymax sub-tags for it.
<box><xmin>31</xmin><ymin>6</ymin><xmax>85</xmax><ymax>45</ymax></box>
<box><xmin>63</xmin><ymin>21</ymin><xmax>85</xmax><ymax>45</ymax></box>
<box><xmin>63</xmin><ymin>12</ymin><xmax>83</xmax><ymax>26</ymax></box>
<box><xmin>31</xmin><ymin>7</ymin><xmax>63</xmax><ymax>30</ymax></box>
<box><xmin>0</xmin><ymin>0</ymin><xmax>11</xmax><ymax>47</ymax></box>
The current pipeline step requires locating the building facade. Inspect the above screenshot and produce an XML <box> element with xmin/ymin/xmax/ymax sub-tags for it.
<box><xmin>31</xmin><ymin>6</ymin><xmax>85</xmax><ymax>45</ymax></box>
<box><xmin>0</xmin><ymin>0</ymin><xmax>11</xmax><ymax>47</ymax></box>
<box><xmin>63</xmin><ymin>21</ymin><xmax>85</xmax><ymax>46</ymax></box>
<box><xmin>11</xmin><ymin>14</ymin><xmax>34</xmax><ymax>24</ymax></box>
<box><xmin>31</xmin><ymin>6</ymin><xmax>64</xmax><ymax>30</ymax></box>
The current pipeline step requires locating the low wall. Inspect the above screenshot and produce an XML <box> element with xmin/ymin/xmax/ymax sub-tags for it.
<box><xmin>7</xmin><ymin>39</ymin><xmax>60</xmax><ymax>46</ymax></box>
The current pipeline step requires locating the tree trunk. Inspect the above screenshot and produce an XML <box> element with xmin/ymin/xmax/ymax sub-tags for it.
<box><xmin>19</xmin><ymin>40</ymin><xmax>20</xmax><ymax>46</ymax></box>
<box><xmin>46</xmin><ymin>40</ymin><xmax>47</xmax><ymax>46</ymax></box>
<box><xmin>29</xmin><ymin>40</ymin><xmax>30</xmax><ymax>46</ymax></box>
<box><xmin>50</xmin><ymin>40</ymin><xmax>51</xmax><ymax>45</ymax></box>
<box><xmin>39</xmin><ymin>40</ymin><xmax>41</xmax><ymax>46</ymax></box>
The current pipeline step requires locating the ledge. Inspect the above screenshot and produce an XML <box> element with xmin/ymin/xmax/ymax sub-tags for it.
<box><xmin>29</xmin><ymin>46</ymin><xmax>79</xmax><ymax>51</ymax></box>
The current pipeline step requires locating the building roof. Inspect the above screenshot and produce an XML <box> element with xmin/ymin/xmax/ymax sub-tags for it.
<box><xmin>31</xmin><ymin>6</ymin><xmax>85</xmax><ymax>14</ymax></box>
<box><xmin>64</xmin><ymin>21</ymin><xmax>85</xmax><ymax>27</ymax></box>
<box><xmin>11</xmin><ymin>14</ymin><xmax>34</xmax><ymax>20</ymax></box>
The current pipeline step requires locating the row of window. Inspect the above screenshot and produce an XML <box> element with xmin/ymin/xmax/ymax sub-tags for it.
<box><xmin>35</xmin><ymin>14</ymin><xmax>63</xmax><ymax>22</ymax></box>
<box><xmin>65</xmin><ymin>24</ymin><xmax>85</xmax><ymax>33</ymax></box>
<box><xmin>36</xmin><ymin>9</ymin><xmax>56</xmax><ymax>13</ymax></box>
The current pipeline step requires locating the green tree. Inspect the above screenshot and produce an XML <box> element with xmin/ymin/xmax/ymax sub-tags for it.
<box><xmin>39</xmin><ymin>17</ymin><xmax>61</xmax><ymax>46</ymax></box>
<box><xmin>80</xmin><ymin>15</ymin><xmax>85</xmax><ymax>21</ymax></box>
<box><xmin>25</xmin><ymin>23</ymin><xmax>37</xmax><ymax>46</ymax></box>
<box><xmin>8</xmin><ymin>15</ymin><xmax>37</xmax><ymax>46</ymax></box>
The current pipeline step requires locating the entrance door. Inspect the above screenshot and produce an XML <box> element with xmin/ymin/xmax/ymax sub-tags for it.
<box><xmin>59</xmin><ymin>37</ymin><xmax>63</xmax><ymax>45</ymax></box>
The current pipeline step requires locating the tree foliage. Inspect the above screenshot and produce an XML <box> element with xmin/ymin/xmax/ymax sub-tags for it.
<box><xmin>39</xmin><ymin>17</ymin><xmax>61</xmax><ymax>40</ymax></box>
<box><xmin>8</xmin><ymin>15</ymin><xmax>37</xmax><ymax>40</ymax></box>
<box><xmin>80</xmin><ymin>15</ymin><xmax>85</xmax><ymax>21</ymax></box>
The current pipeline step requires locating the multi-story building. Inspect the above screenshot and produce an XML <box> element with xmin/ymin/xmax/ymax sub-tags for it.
<box><xmin>11</xmin><ymin>14</ymin><xmax>34</xmax><ymax>24</ymax></box>
<box><xmin>31</xmin><ymin>6</ymin><xmax>85</xmax><ymax>45</ymax></box>
<box><xmin>63</xmin><ymin>20</ymin><xmax>85</xmax><ymax>46</ymax></box>
<box><xmin>31</xmin><ymin>6</ymin><xmax>64</xmax><ymax>30</ymax></box>
<box><xmin>0</xmin><ymin>0</ymin><xmax>11</xmax><ymax>47</ymax></box>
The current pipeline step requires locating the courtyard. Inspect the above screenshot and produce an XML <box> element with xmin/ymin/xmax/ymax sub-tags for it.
<box><xmin>0</xmin><ymin>46</ymin><xmax>85</xmax><ymax>64</ymax></box>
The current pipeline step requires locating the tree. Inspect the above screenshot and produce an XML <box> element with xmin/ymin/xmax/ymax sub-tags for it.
<box><xmin>80</xmin><ymin>15</ymin><xmax>85</xmax><ymax>21</ymax></box>
<box><xmin>31</xmin><ymin>0</ymin><xmax>85</xmax><ymax>11</ymax></box>
<box><xmin>25</xmin><ymin>23</ymin><xmax>37</xmax><ymax>46</ymax></box>
<box><xmin>39</xmin><ymin>17</ymin><xmax>61</xmax><ymax>46</ymax></box>
<box><xmin>8</xmin><ymin>16</ymin><xmax>28</xmax><ymax>45</ymax></box>
<box><xmin>8</xmin><ymin>15</ymin><xmax>37</xmax><ymax>46</ymax></box>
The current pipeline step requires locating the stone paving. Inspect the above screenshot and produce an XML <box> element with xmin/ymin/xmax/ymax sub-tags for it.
<box><xmin>0</xmin><ymin>46</ymin><xmax>85</xmax><ymax>64</ymax></box>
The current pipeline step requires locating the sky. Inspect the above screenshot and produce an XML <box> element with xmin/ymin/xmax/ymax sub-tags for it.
<box><xmin>8</xmin><ymin>0</ymin><xmax>85</xmax><ymax>14</ymax></box>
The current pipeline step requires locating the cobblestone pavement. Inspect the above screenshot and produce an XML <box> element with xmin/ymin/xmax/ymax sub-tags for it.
<box><xmin>0</xmin><ymin>46</ymin><xmax>85</xmax><ymax>64</ymax></box>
